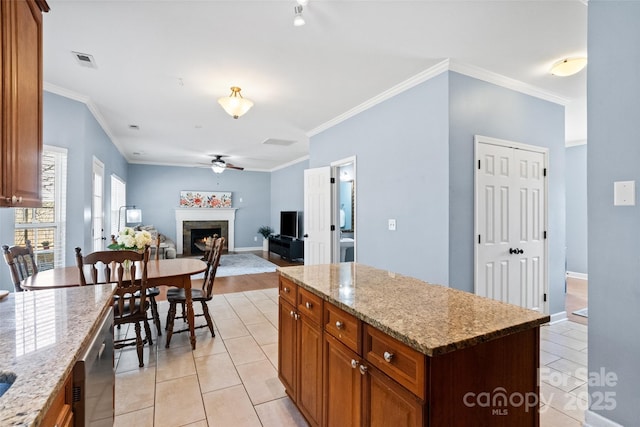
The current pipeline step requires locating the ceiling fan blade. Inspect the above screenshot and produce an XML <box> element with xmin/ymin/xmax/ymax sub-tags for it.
<box><xmin>226</xmin><ymin>163</ymin><xmax>244</xmax><ymax>171</ymax></box>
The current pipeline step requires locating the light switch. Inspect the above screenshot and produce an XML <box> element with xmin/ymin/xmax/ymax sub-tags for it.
<box><xmin>614</xmin><ymin>180</ymin><xmax>635</xmax><ymax>206</ymax></box>
<box><xmin>388</xmin><ymin>219</ymin><xmax>396</xmax><ymax>231</ymax></box>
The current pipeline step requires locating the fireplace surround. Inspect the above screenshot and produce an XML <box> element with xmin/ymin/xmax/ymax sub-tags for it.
<box><xmin>175</xmin><ymin>208</ymin><xmax>236</xmax><ymax>254</ymax></box>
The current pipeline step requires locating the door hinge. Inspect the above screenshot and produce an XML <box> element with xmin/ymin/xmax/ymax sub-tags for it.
<box><xmin>544</xmin><ymin>231</ymin><xmax>547</xmax><ymax>239</ymax></box>
<box><xmin>478</xmin><ymin>159</ymin><xmax>481</xmax><ymax>170</ymax></box>
<box><xmin>543</xmin><ymin>293</ymin><xmax>547</xmax><ymax>302</ymax></box>
<box><xmin>330</xmin><ymin>225</ymin><xmax>335</xmax><ymax>231</ymax></box>
<box><xmin>478</xmin><ymin>234</ymin><xmax>481</xmax><ymax>244</ymax></box>
<box><xmin>543</xmin><ymin>168</ymin><xmax>547</xmax><ymax>177</ymax></box>
<box><xmin>330</xmin><ymin>177</ymin><xmax>335</xmax><ymax>184</ymax></box>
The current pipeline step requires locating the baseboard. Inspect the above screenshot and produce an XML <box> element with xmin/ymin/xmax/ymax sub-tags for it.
<box><xmin>548</xmin><ymin>311</ymin><xmax>568</xmax><ymax>325</ymax></box>
<box><xmin>584</xmin><ymin>410</ymin><xmax>624</xmax><ymax>427</ymax></box>
<box><xmin>234</xmin><ymin>246</ymin><xmax>263</xmax><ymax>252</ymax></box>
<box><xmin>566</xmin><ymin>271</ymin><xmax>588</xmax><ymax>280</ymax></box>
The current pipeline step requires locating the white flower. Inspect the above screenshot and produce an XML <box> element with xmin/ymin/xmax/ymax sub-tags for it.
<box><xmin>114</xmin><ymin>227</ymin><xmax>151</xmax><ymax>250</ymax></box>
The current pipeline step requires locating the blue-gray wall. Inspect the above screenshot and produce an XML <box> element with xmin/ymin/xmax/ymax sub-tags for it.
<box><xmin>448</xmin><ymin>71</ymin><xmax>566</xmax><ymax>315</ymax></box>
<box><xmin>127</xmin><ymin>165</ymin><xmax>271</xmax><ymax>248</ymax></box>
<box><xmin>309</xmin><ymin>71</ymin><xmax>565</xmax><ymax>315</ymax></box>
<box><xmin>311</xmin><ymin>73</ymin><xmax>450</xmax><ymax>284</ymax></box>
<box><xmin>566</xmin><ymin>144</ymin><xmax>587</xmax><ymax>275</ymax></box>
<box><xmin>587</xmin><ymin>2</ymin><xmax>640</xmax><ymax>424</ymax></box>
<box><xmin>0</xmin><ymin>92</ymin><xmax>127</xmax><ymax>291</ymax></box>
<box><xmin>270</xmin><ymin>160</ymin><xmax>309</xmax><ymax>233</ymax></box>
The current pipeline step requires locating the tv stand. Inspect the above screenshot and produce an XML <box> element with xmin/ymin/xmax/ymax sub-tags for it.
<box><xmin>268</xmin><ymin>236</ymin><xmax>304</xmax><ymax>261</ymax></box>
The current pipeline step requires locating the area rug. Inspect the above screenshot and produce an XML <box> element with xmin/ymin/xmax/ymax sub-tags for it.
<box><xmin>215</xmin><ymin>253</ymin><xmax>278</xmax><ymax>277</ymax></box>
<box><xmin>572</xmin><ymin>308</ymin><xmax>588</xmax><ymax>318</ymax></box>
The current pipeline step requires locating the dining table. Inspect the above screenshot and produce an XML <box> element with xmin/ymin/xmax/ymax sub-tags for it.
<box><xmin>20</xmin><ymin>258</ymin><xmax>207</xmax><ymax>350</ymax></box>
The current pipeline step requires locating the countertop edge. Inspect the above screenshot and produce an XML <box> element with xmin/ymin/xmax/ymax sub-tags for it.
<box><xmin>279</xmin><ymin>268</ymin><xmax>550</xmax><ymax>357</ymax></box>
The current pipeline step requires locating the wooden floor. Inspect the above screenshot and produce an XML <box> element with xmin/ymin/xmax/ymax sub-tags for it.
<box><xmin>565</xmin><ymin>276</ymin><xmax>588</xmax><ymax>325</ymax></box>
<box><xmin>156</xmin><ymin>250</ymin><xmax>301</xmax><ymax>300</ymax></box>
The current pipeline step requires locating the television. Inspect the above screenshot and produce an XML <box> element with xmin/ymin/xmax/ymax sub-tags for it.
<box><xmin>280</xmin><ymin>211</ymin><xmax>300</xmax><ymax>239</ymax></box>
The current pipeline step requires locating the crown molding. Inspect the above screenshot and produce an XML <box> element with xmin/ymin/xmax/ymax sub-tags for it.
<box><xmin>448</xmin><ymin>60</ymin><xmax>570</xmax><ymax>105</ymax></box>
<box><xmin>44</xmin><ymin>81</ymin><xmax>120</xmax><ymax>154</ymax></box>
<box><xmin>270</xmin><ymin>155</ymin><xmax>310</xmax><ymax>172</ymax></box>
<box><xmin>307</xmin><ymin>59</ymin><xmax>450</xmax><ymax>137</ymax></box>
<box><xmin>308</xmin><ymin>59</ymin><xmax>571</xmax><ymax>138</ymax></box>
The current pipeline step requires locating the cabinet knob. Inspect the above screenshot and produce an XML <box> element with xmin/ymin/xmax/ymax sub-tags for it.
<box><xmin>294</xmin><ymin>313</ymin><xmax>300</xmax><ymax>320</ymax></box>
<box><xmin>359</xmin><ymin>364</ymin><xmax>368</xmax><ymax>375</ymax></box>
<box><xmin>351</xmin><ymin>359</ymin><xmax>359</xmax><ymax>369</ymax></box>
<box><xmin>305</xmin><ymin>301</ymin><xmax>312</xmax><ymax>309</ymax></box>
<box><xmin>335</xmin><ymin>320</ymin><xmax>344</xmax><ymax>329</ymax></box>
<box><xmin>6</xmin><ymin>195</ymin><xmax>22</xmax><ymax>204</ymax></box>
<box><xmin>283</xmin><ymin>287</ymin><xmax>290</xmax><ymax>293</ymax></box>
<box><xmin>383</xmin><ymin>351</ymin><xmax>394</xmax><ymax>363</ymax></box>
<box><xmin>290</xmin><ymin>310</ymin><xmax>295</xmax><ymax>318</ymax></box>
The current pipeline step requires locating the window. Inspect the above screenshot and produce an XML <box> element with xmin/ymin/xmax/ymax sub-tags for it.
<box><xmin>110</xmin><ymin>175</ymin><xmax>126</xmax><ymax>237</ymax></box>
<box><xmin>14</xmin><ymin>146</ymin><xmax>67</xmax><ymax>271</ymax></box>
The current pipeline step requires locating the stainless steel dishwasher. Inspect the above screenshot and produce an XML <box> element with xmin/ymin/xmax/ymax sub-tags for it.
<box><xmin>73</xmin><ymin>307</ymin><xmax>114</xmax><ymax>426</ymax></box>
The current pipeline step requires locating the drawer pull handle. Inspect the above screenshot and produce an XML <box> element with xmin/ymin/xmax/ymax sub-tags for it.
<box><xmin>383</xmin><ymin>351</ymin><xmax>394</xmax><ymax>363</ymax></box>
<box><xmin>283</xmin><ymin>287</ymin><xmax>290</xmax><ymax>293</ymax></box>
<box><xmin>335</xmin><ymin>320</ymin><xmax>344</xmax><ymax>329</ymax></box>
<box><xmin>359</xmin><ymin>364</ymin><xmax>368</xmax><ymax>375</ymax></box>
<box><xmin>305</xmin><ymin>301</ymin><xmax>312</xmax><ymax>309</ymax></box>
<box><xmin>351</xmin><ymin>359</ymin><xmax>359</xmax><ymax>369</ymax></box>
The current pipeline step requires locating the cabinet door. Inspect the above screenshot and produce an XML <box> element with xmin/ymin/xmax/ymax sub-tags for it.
<box><xmin>0</xmin><ymin>0</ymin><xmax>43</xmax><ymax>207</ymax></box>
<box><xmin>278</xmin><ymin>298</ymin><xmax>297</xmax><ymax>398</ymax></box>
<box><xmin>364</xmin><ymin>365</ymin><xmax>424</xmax><ymax>427</ymax></box>
<box><xmin>297</xmin><ymin>314</ymin><xmax>323</xmax><ymax>427</ymax></box>
<box><xmin>324</xmin><ymin>334</ymin><xmax>361</xmax><ymax>427</ymax></box>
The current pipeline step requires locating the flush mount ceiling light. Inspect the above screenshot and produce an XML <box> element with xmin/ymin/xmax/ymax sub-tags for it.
<box><xmin>550</xmin><ymin>57</ymin><xmax>587</xmax><ymax>77</ymax></box>
<box><xmin>217</xmin><ymin>86</ymin><xmax>254</xmax><ymax>119</ymax></box>
<box><xmin>293</xmin><ymin>5</ymin><xmax>305</xmax><ymax>26</ymax></box>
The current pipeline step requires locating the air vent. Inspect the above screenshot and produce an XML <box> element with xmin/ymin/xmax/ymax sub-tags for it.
<box><xmin>262</xmin><ymin>138</ymin><xmax>296</xmax><ymax>146</ymax></box>
<box><xmin>72</xmin><ymin>51</ymin><xmax>97</xmax><ymax>68</ymax></box>
<box><xmin>128</xmin><ymin>125</ymin><xmax>140</xmax><ymax>130</ymax></box>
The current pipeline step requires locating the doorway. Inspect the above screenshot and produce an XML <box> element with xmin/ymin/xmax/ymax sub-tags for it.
<box><xmin>331</xmin><ymin>157</ymin><xmax>356</xmax><ymax>263</ymax></box>
<box><xmin>92</xmin><ymin>158</ymin><xmax>105</xmax><ymax>251</ymax></box>
<box><xmin>474</xmin><ymin>136</ymin><xmax>548</xmax><ymax>313</ymax></box>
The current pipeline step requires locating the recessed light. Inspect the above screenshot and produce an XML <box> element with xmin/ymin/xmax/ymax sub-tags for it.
<box><xmin>72</xmin><ymin>51</ymin><xmax>97</xmax><ymax>68</ymax></box>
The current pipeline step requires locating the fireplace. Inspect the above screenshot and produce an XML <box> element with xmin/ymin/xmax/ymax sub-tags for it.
<box><xmin>175</xmin><ymin>208</ymin><xmax>236</xmax><ymax>254</ymax></box>
<box><xmin>183</xmin><ymin>221</ymin><xmax>226</xmax><ymax>256</ymax></box>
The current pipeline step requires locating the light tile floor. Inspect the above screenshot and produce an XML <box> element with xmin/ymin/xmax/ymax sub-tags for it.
<box><xmin>114</xmin><ymin>289</ymin><xmax>588</xmax><ymax>426</ymax></box>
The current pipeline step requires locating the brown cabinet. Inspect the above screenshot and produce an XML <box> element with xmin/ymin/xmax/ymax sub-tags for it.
<box><xmin>0</xmin><ymin>0</ymin><xmax>48</xmax><ymax>207</ymax></box>
<box><xmin>40</xmin><ymin>371</ymin><xmax>74</xmax><ymax>427</ymax></box>
<box><xmin>278</xmin><ymin>277</ymin><xmax>323</xmax><ymax>427</ymax></box>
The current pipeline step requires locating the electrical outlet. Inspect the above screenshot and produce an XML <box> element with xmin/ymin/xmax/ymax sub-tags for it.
<box><xmin>254</xmin><ymin>236</ymin><xmax>257</xmax><ymax>241</ymax></box>
<box><xmin>388</xmin><ymin>219</ymin><xmax>396</xmax><ymax>231</ymax></box>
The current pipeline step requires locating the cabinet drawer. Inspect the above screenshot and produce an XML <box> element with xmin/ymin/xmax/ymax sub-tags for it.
<box><xmin>325</xmin><ymin>303</ymin><xmax>360</xmax><ymax>353</ymax></box>
<box><xmin>363</xmin><ymin>325</ymin><xmax>426</xmax><ymax>400</ymax></box>
<box><xmin>279</xmin><ymin>277</ymin><xmax>297</xmax><ymax>306</ymax></box>
<box><xmin>298</xmin><ymin>287</ymin><xmax>323</xmax><ymax>325</ymax></box>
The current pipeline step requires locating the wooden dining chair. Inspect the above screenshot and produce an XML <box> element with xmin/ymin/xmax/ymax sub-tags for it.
<box><xmin>75</xmin><ymin>245</ymin><xmax>153</xmax><ymax>367</ymax></box>
<box><xmin>2</xmin><ymin>240</ymin><xmax>38</xmax><ymax>292</ymax></box>
<box><xmin>164</xmin><ymin>236</ymin><xmax>224</xmax><ymax>348</ymax></box>
<box><xmin>143</xmin><ymin>233</ymin><xmax>163</xmax><ymax>337</ymax></box>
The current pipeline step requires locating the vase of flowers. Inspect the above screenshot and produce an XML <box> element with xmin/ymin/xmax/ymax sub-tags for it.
<box><xmin>108</xmin><ymin>227</ymin><xmax>153</xmax><ymax>253</ymax></box>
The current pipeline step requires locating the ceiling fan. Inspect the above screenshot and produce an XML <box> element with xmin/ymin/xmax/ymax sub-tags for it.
<box><xmin>210</xmin><ymin>155</ymin><xmax>244</xmax><ymax>174</ymax></box>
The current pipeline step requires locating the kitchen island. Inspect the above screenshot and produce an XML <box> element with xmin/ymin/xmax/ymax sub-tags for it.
<box><xmin>277</xmin><ymin>263</ymin><xmax>550</xmax><ymax>426</ymax></box>
<box><xmin>0</xmin><ymin>284</ymin><xmax>115</xmax><ymax>426</ymax></box>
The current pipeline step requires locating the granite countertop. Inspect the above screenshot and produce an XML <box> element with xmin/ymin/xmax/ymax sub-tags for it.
<box><xmin>278</xmin><ymin>263</ymin><xmax>550</xmax><ymax>357</ymax></box>
<box><xmin>0</xmin><ymin>285</ymin><xmax>115</xmax><ymax>427</ymax></box>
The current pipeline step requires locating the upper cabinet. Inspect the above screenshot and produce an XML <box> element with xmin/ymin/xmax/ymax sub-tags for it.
<box><xmin>0</xmin><ymin>0</ymin><xmax>49</xmax><ymax>207</ymax></box>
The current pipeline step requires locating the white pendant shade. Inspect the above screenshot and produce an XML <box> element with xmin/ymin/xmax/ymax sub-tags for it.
<box><xmin>550</xmin><ymin>57</ymin><xmax>587</xmax><ymax>77</ymax></box>
<box><xmin>218</xmin><ymin>86</ymin><xmax>254</xmax><ymax>119</ymax></box>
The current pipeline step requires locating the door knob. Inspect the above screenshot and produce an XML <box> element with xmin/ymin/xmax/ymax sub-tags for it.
<box><xmin>509</xmin><ymin>248</ymin><xmax>516</xmax><ymax>254</ymax></box>
<box><xmin>518</xmin><ymin>248</ymin><xmax>524</xmax><ymax>254</ymax></box>
<box><xmin>303</xmin><ymin>234</ymin><xmax>309</xmax><ymax>238</ymax></box>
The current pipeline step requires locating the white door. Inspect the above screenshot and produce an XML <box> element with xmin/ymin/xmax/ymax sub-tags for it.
<box><xmin>92</xmin><ymin>159</ymin><xmax>105</xmax><ymax>252</ymax></box>
<box><xmin>475</xmin><ymin>137</ymin><xmax>547</xmax><ymax>312</ymax></box>
<box><xmin>304</xmin><ymin>166</ymin><xmax>332</xmax><ymax>265</ymax></box>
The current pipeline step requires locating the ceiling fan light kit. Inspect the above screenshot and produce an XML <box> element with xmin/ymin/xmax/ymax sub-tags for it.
<box><xmin>218</xmin><ymin>86</ymin><xmax>254</xmax><ymax>119</ymax></box>
<box><xmin>293</xmin><ymin>5</ymin><xmax>305</xmax><ymax>26</ymax></box>
<box><xmin>550</xmin><ymin>57</ymin><xmax>587</xmax><ymax>76</ymax></box>
<box><xmin>210</xmin><ymin>155</ymin><xmax>245</xmax><ymax>174</ymax></box>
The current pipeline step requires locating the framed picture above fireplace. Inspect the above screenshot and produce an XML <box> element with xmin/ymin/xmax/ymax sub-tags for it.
<box><xmin>179</xmin><ymin>191</ymin><xmax>232</xmax><ymax>208</ymax></box>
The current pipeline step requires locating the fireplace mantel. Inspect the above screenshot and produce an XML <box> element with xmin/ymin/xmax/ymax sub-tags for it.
<box><xmin>175</xmin><ymin>208</ymin><xmax>236</xmax><ymax>253</ymax></box>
